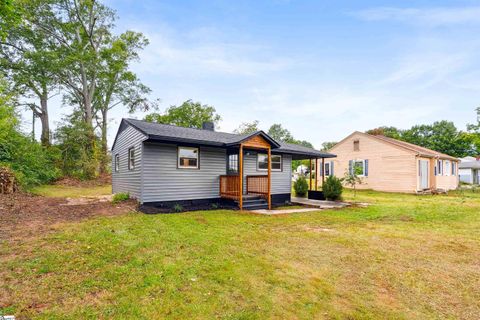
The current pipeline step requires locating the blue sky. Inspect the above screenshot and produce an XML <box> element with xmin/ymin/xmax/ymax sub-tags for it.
<box><xmin>28</xmin><ymin>0</ymin><xmax>480</xmax><ymax>148</ymax></box>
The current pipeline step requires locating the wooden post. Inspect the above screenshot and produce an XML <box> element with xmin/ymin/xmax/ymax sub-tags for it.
<box><xmin>315</xmin><ymin>158</ymin><xmax>319</xmax><ymax>191</ymax></box>
<box><xmin>322</xmin><ymin>157</ymin><xmax>325</xmax><ymax>185</ymax></box>
<box><xmin>239</xmin><ymin>144</ymin><xmax>243</xmax><ymax>210</ymax></box>
<box><xmin>309</xmin><ymin>158</ymin><xmax>312</xmax><ymax>191</ymax></box>
<box><xmin>267</xmin><ymin>147</ymin><xmax>271</xmax><ymax>210</ymax></box>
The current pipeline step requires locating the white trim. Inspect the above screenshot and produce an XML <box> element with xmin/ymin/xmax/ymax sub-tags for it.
<box><xmin>352</xmin><ymin>159</ymin><xmax>366</xmax><ymax>177</ymax></box>
<box><xmin>178</xmin><ymin>146</ymin><xmax>199</xmax><ymax>169</ymax></box>
<box><xmin>128</xmin><ymin>147</ymin><xmax>135</xmax><ymax>170</ymax></box>
<box><xmin>257</xmin><ymin>153</ymin><xmax>282</xmax><ymax>172</ymax></box>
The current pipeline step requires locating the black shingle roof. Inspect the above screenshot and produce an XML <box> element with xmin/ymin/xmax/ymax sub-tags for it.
<box><xmin>121</xmin><ymin>118</ymin><xmax>335</xmax><ymax>159</ymax></box>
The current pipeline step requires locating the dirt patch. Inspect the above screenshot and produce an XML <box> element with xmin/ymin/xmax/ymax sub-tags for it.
<box><xmin>53</xmin><ymin>173</ymin><xmax>111</xmax><ymax>187</ymax></box>
<box><xmin>0</xmin><ymin>192</ymin><xmax>136</xmax><ymax>242</ymax></box>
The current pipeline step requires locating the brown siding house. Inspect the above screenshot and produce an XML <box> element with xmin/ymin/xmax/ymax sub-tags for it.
<box><xmin>319</xmin><ymin>131</ymin><xmax>460</xmax><ymax>193</ymax></box>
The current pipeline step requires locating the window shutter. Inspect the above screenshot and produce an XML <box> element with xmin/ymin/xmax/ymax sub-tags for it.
<box><xmin>365</xmin><ymin>159</ymin><xmax>369</xmax><ymax>176</ymax></box>
<box><xmin>348</xmin><ymin>160</ymin><xmax>353</xmax><ymax>175</ymax></box>
<box><xmin>330</xmin><ymin>161</ymin><xmax>334</xmax><ymax>176</ymax></box>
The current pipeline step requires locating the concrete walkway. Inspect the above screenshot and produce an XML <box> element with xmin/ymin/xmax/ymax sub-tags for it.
<box><xmin>250</xmin><ymin>208</ymin><xmax>321</xmax><ymax>215</ymax></box>
<box><xmin>290</xmin><ymin>197</ymin><xmax>351</xmax><ymax>209</ymax></box>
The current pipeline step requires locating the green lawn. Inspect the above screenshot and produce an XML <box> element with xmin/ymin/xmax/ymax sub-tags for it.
<box><xmin>30</xmin><ymin>184</ymin><xmax>111</xmax><ymax>198</ymax></box>
<box><xmin>1</xmin><ymin>190</ymin><xmax>479</xmax><ymax>319</ymax></box>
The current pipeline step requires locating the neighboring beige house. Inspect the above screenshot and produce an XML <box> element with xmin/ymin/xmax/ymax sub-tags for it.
<box><xmin>318</xmin><ymin>131</ymin><xmax>460</xmax><ymax>193</ymax></box>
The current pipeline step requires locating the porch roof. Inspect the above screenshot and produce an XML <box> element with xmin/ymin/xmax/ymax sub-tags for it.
<box><xmin>122</xmin><ymin>118</ymin><xmax>335</xmax><ymax>159</ymax></box>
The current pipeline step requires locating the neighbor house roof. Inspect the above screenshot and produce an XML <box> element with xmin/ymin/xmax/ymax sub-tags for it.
<box><xmin>331</xmin><ymin>131</ymin><xmax>459</xmax><ymax>161</ymax></box>
<box><xmin>116</xmin><ymin>118</ymin><xmax>335</xmax><ymax>159</ymax></box>
<box><xmin>459</xmin><ymin>161</ymin><xmax>480</xmax><ymax>169</ymax></box>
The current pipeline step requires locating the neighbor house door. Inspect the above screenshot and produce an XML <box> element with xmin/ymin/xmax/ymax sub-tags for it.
<box><xmin>419</xmin><ymin>160</ymin><xmax>429</xmax><ymax>190</ymax></box>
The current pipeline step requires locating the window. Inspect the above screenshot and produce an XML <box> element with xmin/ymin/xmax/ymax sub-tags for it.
<box><xmin>178</xmin><ymin>147</ymin><xmax>199</xmax><ymax>169</ymax></box>
<box><xmin>350</xmin><ymin>159</ymin><xmax>367</xmax><ymax>176</ymax></box>
<box><xmin>228</xmin><ymin>154</ymin><xmax>238</xmax><ymax>174</ymax></box>
<box><xmin>115</xmin><ymin>154</ymin><xmax>119</xmax><ymax>172</ymax></box>
<box><xmin>257</xmin><ymin>154</ymin><xmax>282</xmax><ymax>171</ymax></box>
<box><xmin>445</xmin><ymin>160</ymin><xmax>451</xmax><ymax>176</ymax></box>
<box><xmin>128</xmin><ymin>148</ymin><xmax>135</xmax><ymax>170</ymax></box>
<box><xmin>353</xmin><ymin>140</ymin><xmax>360</xmax><ymax>151</ymax></box>
<box><xmin>452</xmin><ymin>162</ymin><xmax>456</xmax><ymax>176</ymax></box>
<box><xmin>325</xmin><ymin>163</ymin><xmax>330</xmax><ymax>176</ymax></box>
<box><xmin>438</xmin><ymin>160</ymin><xmax>443</xmax><ymax>176</ymax></box>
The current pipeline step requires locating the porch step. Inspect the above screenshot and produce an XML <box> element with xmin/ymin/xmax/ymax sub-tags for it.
<box><xmin>235</xmin><ymin>195</ymin><xmax>268</xmax><ymax>210</ymax></box>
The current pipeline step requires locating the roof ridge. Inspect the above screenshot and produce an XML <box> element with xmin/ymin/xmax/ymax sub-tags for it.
<box><xmin>125</xmin><ymin>118</ymin><xmax>248</xmax><ymax>137</ymax></box>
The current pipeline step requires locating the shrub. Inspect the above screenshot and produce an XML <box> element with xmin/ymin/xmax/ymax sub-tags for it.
<box><xmin>210</xmin><ymin>203</ymin><xmax>219</xmax><ymax>209</ymax></box>
<box><xmin>323</xmin><ymin>175</ymin><xmax>343</xmax><ymax>200</ymax></box>
<box><xmin>173</xmin><ymin>203</ymin><xmax>183</xmax><ymax>213</ymax></box>
<box><xmin>112</xmin><ymin>192</ymin><xmax>130</xmax><ymax>203</ymax></box>
<box><xmin>294</xmin><ymin>176</ymin><xmax>309</xmax><ymax>197</ymax></box>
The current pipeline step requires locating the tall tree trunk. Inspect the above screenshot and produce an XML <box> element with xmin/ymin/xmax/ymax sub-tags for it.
<box><xmin>99</xmin><ymin>108</ymin><xmax>108</xmax><ymax>174</ymax></box>
<box><xmin>39</xmin><ymin>93</ymin><xmax>50</xmax><ymax>146</ymax></box>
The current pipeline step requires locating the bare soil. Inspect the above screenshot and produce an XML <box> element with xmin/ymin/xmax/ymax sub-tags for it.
<box><xmin>53</xmin><ymin>173</ymin><xmax>111</xmax><ymax>187</ymax></box>
<box><xmin>0</xmin><ymin>192</ymin><xmax>136</xmax><ymax>243</ymax></box>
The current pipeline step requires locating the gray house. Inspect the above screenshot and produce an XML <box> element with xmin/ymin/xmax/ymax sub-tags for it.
<box><xmin>459</xmin><ymin>156</ymin><xmax>480</xmax><ymax>184</ymax></box>
<box><xmin>111</xmin><ymin>118</ymin><xmax>335</xmax><ymax>210</ymax></box>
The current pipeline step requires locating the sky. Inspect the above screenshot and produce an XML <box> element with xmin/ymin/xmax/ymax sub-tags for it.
<box><xmin>24</xmin><ymin>0</ymin><xmax>480</xmax><ymax>149</ymax></box>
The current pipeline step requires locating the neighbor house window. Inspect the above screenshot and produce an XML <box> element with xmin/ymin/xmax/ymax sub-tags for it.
<box><xmin>325</xmin><ymin>163</ymin><xmax>330</xmax><ymax>176</ymax></box>
<box><xmin>128</xmin><ymin>147</ymin><xmax>135</xmax><ymax>170</ymax></box>
<box><xmin>115</xmin><ymin>154</ymin><xmax>119</xmax><ymax>172</ymax></box>
<box><xmin>257</xmin><ymin>154</ymin><xmax>282</xmax><ymax>171</ymax></box>
<box><xmin>437</xmin><ymin>160</ymin><xmax>443</xmax><ymax>175</ymax></box>
<box><xmin>452</xmin><ymin>162</ymin><xmax>456</xmax><ymax>176</ymax></box>
<box><xmin>353</xmin><ymin>140</ymin><xmax>360</xmax><ymax>151</ymax></box>
<box><xmin>350</xmin><ymin>159</ymin><xmax>366</xmax><ymax>176</ymax></box>
<box><xmin>445</xmin><ymin>160</ymin><xmax>451</xmax><ymax>176</ymax></box>
<box><xmin>228</xmin><ymin>154</ymin><xmax>238</xmax><ymax>174</ymax></box>
<box><xmin>178</xmin><ymin>147</ymin><xmax>199</xmax><ymax>169</ymax></box>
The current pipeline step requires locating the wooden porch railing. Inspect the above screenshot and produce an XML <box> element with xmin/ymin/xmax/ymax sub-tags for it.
<box><xmin>219</xmin><ymin>175</ymin><xmax>240</xmax><ymax>200</ymax></box>
<box><xmin>246</xmin><ymin>175</ymin><xmax>268</xmax><ymax>199</ymax></box>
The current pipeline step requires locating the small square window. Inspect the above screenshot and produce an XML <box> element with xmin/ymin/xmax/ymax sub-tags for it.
<box><xmin>128</xmin><ymin>148</ymin><xmax>135</xmax><ymax>170</ymax></box>
<box><xmin>115</xmin><ymin>154</ymin><xmax>119</xmax><ymax>172</ymax></box>
<box><xmin>178</xmin><ymin>147</ymin><xmax>199</xmax><ymax>169</ymax></box>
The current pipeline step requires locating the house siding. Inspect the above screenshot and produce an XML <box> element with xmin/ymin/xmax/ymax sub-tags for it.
<box><xmin>243</xmin><ymin>152</ymin><xmax>292</xmax><ymax>195</ymax></box>
<box><xmin>141</xmin><ymin>142</ymin><xmax>227</xmax><ymax>203</ymax></box>
<box><xmin>321</xmin><ymin>132</ymin><xmax>418</xmax><ymax>193</ymax></box>
<box><xmin>111</xmin><ymin>125</ymin><xmax>147</xmax><ymax>199</ymax></box>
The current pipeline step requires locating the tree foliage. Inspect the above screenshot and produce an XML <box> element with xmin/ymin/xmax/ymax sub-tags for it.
<box><xmin>234</xmin><ymin>120</ymin><xmax>259</xmax><ymax>134</ymax></box>
<box><xmin>321</xmin><ymin>141</ymin><xmax>337</xmax><ymax>151</ymax></box>
<box><xmin>145</xmin><ymin>100</ymin><xmax>221</xmax><ymax>129</ymax></box>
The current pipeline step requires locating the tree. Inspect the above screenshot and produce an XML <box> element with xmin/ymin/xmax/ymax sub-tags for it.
<box><xmin>91</xmin><ymin>30</ymin><xmax>151</xmax><ymax>173</ymax></box>
<box><xmin>467</xmin><ymin>107</ymin><xmax>480</xmax><ymax>155</ymax></box>
<box><xmin>145</xmin><ymin>100</ymin><xmax>221</xmax><ymax>129</ymax></box>
<box><xmin>366</xmin><ymin>126</ymin><xmax>402</xmax><ymax>139</ymax></box>
<box><xmin>0</xmin><ymin>0</ymin><xmax>59</xmax><ymax>146</ymax></box>
<box><xmin>268</xmin><ymin>123</ymin><xmax>294</xmax><ymax>142</ymax></box>
<box><xmin>402</xmin><ymin>121</ymin><xmax>473</xmax><ymax>157</ymax></box>
<box><xmin>234</xmin><ymin>120</ymin><xmax>259</xmax><ymax>134</ymax></box>
<box><xmin>321</xmin><ymin>141</ymin><xmax>337</xmax><ymax>151</ymax></box>
<box><xmin>343</xmin><ymin>164</ymin><xmax>363</xmax><ymax>198</ymax></box>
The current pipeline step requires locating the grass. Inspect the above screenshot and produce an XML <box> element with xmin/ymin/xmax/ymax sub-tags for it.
<box><xmin>1</xmin><ymin>189</ymin><xmax>480</xmax><ymax>319</ymax></box>
<box><xmin>30</xmin><ymin>184</ymin><xmax>111</xmax><ymax>198</ymax></box>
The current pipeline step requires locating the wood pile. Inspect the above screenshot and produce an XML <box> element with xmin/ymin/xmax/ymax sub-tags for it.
<box><xmin>0</xmin><ymin>167</ymin><xmax>18</xmax><ymax>194</ymax></box>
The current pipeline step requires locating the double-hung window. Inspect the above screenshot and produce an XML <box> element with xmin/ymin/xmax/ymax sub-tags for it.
<box><xmin>128</xmin><ymin>147</ymin><xmax>135</xmax><ymax>170</ymax></box>
<box><xmin>178</xmin><ymin>147</ymin><xmax>199</xmax><ymax>169</ymax></box>
<box><xmin>228</xmin><ymin>154</ymin><xmax>238</xmax><ymax>174</ymax></box>
<box><xmin>257</xmin><ymin>154</ymin><xmax>282</xmax><ymax>171</ymax></box>
<box><xmin>325</xmin><ymin>163</ymin><xmax>330</xmax><ymax>176</ymax></box>
<box><xmin>115</xmin><ymin>154</ymin><xmax>119</xmax><ymax>172</ymax></box>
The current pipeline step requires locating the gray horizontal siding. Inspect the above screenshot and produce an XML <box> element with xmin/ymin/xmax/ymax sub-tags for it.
<box><xmin>111</xmin><ymin>125</ymin><xmax>147</xmax><ymax>199</ymax></box>
<box><xmin>142</xmin><ymin>142</ymin><xmax>227</xmax><ymax>203</ymax></box>
<box><xmin>243</xmin><ymin>152</ymin><xmax>292</xmax><ymax>194</ymax></box>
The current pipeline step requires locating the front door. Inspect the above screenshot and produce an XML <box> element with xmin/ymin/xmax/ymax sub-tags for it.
<box><xmin>419</xmin><ymin>160</ymin><xmax>429</xmax><ymax>190</ymax></box>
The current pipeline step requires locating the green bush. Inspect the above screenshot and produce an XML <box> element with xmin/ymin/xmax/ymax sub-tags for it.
<box><xmin>294</xmin><ymin>176</ymin><xmax>309</xmax><ymax>197</ymax></box>
<box><xmin>112</xmin><ymin>192</ymin><xmax>130</xmax><ymax>203</ymax></box>
<box><xmin>173</xmin><ymin>203</ymin><xmax>183</xmax><ymax>213</ymax></box>
<box><xmin>323</xmin><ymin>175</ymin><xmax>343</xmax><ymax>200</ymax></box>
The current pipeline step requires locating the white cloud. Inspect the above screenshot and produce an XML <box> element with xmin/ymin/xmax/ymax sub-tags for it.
<box><xmin>353</xmin><ymin>6</ymin><xmax>480</xmax><ymax>27</ymax></box>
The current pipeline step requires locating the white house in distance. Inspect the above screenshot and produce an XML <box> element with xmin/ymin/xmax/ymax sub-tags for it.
<box><xmin>459</xmin><ymin>156</ymin><xmax>480</xmax><ymax>184</ymax></box>
<box><xmin>318</xmin><ymin>131</ymin><xmax>460</xmax><ymax>193</ymax></box>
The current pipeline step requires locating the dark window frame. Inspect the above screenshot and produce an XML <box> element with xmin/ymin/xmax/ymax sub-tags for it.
<box><xmin>128</xmin><ymin>147</ymin><xmax>135</xmax><ymax>170</ymax></box>
<box><xmin>115</xmin><ymin>154</ymin><xmax>120</xmax><ymax>172</ymax></box>
<box><xmin>227</xmin><ymin>153</ymin><xmax>239</xmax><ymax>174</ymax></box>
